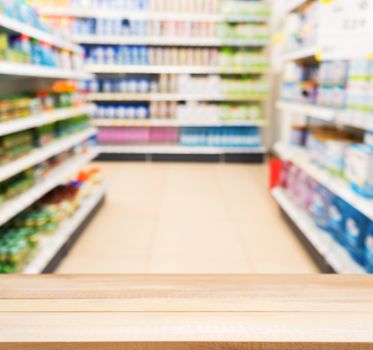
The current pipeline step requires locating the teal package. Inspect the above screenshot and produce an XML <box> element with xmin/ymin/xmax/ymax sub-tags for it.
<box><xmin>365</xmin><ymin>223</ymin><xmax>373</xmax><ymax>273</ymax></box>
<box><xmin>344</xmin><ymin>206</ymin><xmax>371</xmax><ymax>266</ymax></box>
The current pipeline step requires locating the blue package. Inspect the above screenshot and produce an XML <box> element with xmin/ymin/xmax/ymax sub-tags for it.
<box><xmin>344</xmin><ymin>206</ymin><xmax>370</xmax><ymax>266</ymax></box>
<box><xmin>310</xmin><ymin>185</ymin><xmax>333</xmax><ymax>230</ymax></box>
<box><xmin>365</xmin><ymin>222</ymin><xmax>373</xmax><ymax>273</ymax></box>
<box><xmin>328</xmin><ymin>195</ymin><xmax>348</xmax><ymax>244</ymax></box>
<box><xmin>345</xmin><ymin>144</ymin><xmax>373</xmax><ymax>199</ymax></box>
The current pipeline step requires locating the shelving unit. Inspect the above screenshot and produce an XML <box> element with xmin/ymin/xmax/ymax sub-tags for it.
<box><xmin>272</xmin><ymin>188</ymin><xmax>365</xmax><ymax>274</ymax></box>
<box><xmin>74</xmin><ymin>35</ymin><xmax>267</xmax><ymax>47</ymax></box>
<box><xmin>0</xmin><ymin>14</ymin><xmax>81</xmax><ymax>53</ymax></box>
<box><xmin>0</xmin><ymin>7</ymin><xmax>105</xmax><ymax>274</ymax></box>
<box><xmin>88</xmin><ymin>93</ymin><xmax>266</xmax><ymax>102</ymax></box>
<box><xmin>93</xmin><ymin>119</ymin><xmax>267</xmax><ymax>128</ymax></box>
<box><xmin>98</xmin><ymin>145</ymin><xmax>266</xmax><ymax>162</ymax></box>
<box><xmin>273</xmin><ymin>0</ymin><xmax>372</xmax><ymax>274</ymax></box>
<box><xmin>23</xmin><ymin>183</ymin><xmax>106</xmax><ymax>274</ymax></box>
<box><xmin>0</xmin><ymin>128</ymin><xmax>96</xmax><ymax>184</ymax></box>
<box><xmin>0</xmin><ymin>104</ymin><xmax>95</xmax><ymax>137</ymax></box>
<box><xmin>274</xmin><ymin>143</ymin><xmax>373</xmax><ymax>220</ymax></box>
<box><xmin>40</xmin><ymin>7</ymin><xmax>269</xmax><ymax>23</ymax></box>
<box><xmin>0</xmin><ymin>62</ymin><xmax>92</xmax><ymax>80</ymax></box>
<box><xmin>86</xmin><ymin>65</ymin><xmax>266</xmax><ymax>75</ymax></box>
<box><xmin>0</xmin><ymin>150</ymin><xmax>98</xmax><ymax>228</ymax></box>
<box><xmin>281</xmin><ymin>46</ymin><xmax>317</xmax><ymax>63</ymax></box>
<box><xmin>38</xmin><ymin>1</ymin><xmax>270</xmax><ymax>163</ymax></box>
<box><xmin>277</xmin><ymin>101</ymin><xmax>373</xmax><ymax>131</ymax></box>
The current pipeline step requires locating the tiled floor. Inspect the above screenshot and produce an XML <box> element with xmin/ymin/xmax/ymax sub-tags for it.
<box><xmin>57</xmin><ymin>161</ymin><xmax>318</xmax><ymax>274</ymax></box>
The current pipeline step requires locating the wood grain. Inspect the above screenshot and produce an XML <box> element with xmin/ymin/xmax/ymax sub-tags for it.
<box><xmin>0</xmin><ymin>275</ymin><xmax>372</xmax><ymax>349</ymax></box>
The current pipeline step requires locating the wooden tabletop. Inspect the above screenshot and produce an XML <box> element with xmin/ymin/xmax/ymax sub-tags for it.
<box><xmin>0</xmin><ymin>275</ymin><xmax>372</xmax><ymax>349</ymax></box>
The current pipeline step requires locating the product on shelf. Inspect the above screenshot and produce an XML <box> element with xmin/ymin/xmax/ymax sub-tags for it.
<box><xmin>94</xmin><ymin>101</ymin><xmax>264</xmax><ymax>124</ymax></box>
<box><xmin>86</xmin><ymin>74</ymin><xmax>268</xmax><ymax>99</ymax></box>
<box><xmin>0</xmin><ymin>31</ymin><xmax>84</xmax><ymax>69</ymax></box>
<box><xmin>283</xmin><ymin>1</ymin><xmax>318</xmax><ymax>53</ymax></box>
<box><xmin>0</xmin><ymin>168</ymin><xmax>36</xmax><ymax>205</ymax></box>
<box><xmin>32</xmin><ymin>0</ymin><xmax>269</xmax><ymax>17</ymax></box>
<box><xmin>280</xmin><ymin>161</ymin><xmax>373</xmax><ymax>271</ymax></box>
<box><xmin>97</xmin><ymin>126</ymin><xmax>179</xmax><ymax>144</ymax></box>
<box><xmin>0</xmin><ymin>166</ymin><xmax>102</xmax><ymax>273</ymax></box>
<box><xmin>0</xmin><ymin>114</ymin><xmax>91</xmax><ymax>166</ymax></box>
<box><xmin>97</xmin><ymin>126</ymin><xmax>261</xmax><ymax>148</ymax></box>
<box><xmin>0</xmin><ymin>84</ymin><xmax>86</xmax><ymax>123</ymax></box>
<box><xmin>0</xmin><ymin>130</ymin><xmax>34</xmax><ymax>164</ymax></box>
<box><xmin>367</xmin><ymin>223</ymin><xmax>373</xmax><ymax>273</ymax></box>
<box><xmin>282</xmin><ymin>58</ymin><xmax>373</xmax><ymax>114</ymax></box>
<box><xmin>288</xmin><ymin>124</ymin><xmax>373</xmax><ymax>198</ymax></box>
<box><xmin>0</xmin><ymin>0</ymin><xmax>50</xmax><ymax>32</ymax></box>
<box><xmin>180</xmin><ymin>126</ymin><xmax>261</xmax><ymax>147</ymax></box>
<box><xmin>345</xmin><ymin>144</ymin><xmax>373</xmax><ymax>198</ymax></box>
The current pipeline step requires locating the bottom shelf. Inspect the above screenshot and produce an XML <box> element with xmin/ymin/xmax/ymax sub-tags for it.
<box><xmin>272</xmin><ymin>188</ymin><xmax>366</xmax><ymax>274</ymax></box>
<box><xmin>23</xmin><ymin>183</ymin><xmax>106</xmax><ymax>274</ymax></box>
<box><xmin>96</xmin><ymin>145</ymin><xmax>266</xmax><ymax>163</ymax></box>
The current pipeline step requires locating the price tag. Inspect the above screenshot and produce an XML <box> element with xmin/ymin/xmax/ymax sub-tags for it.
<box><xmin>318</xmin><ymin>0</ymin><xmax>373</xmax><ymax>60</ymax></box>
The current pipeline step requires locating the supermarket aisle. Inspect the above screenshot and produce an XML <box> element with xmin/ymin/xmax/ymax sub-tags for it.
<box><xmin>57</xmin><ymin>162</ymin><xmax>318</xmax><ymax>274</ymax></box>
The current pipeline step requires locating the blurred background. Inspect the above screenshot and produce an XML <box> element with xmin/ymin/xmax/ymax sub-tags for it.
<box><xmin>0</xmin><ymin>0</ymin><xmax>371</xmax><ymax>275</ymax></box>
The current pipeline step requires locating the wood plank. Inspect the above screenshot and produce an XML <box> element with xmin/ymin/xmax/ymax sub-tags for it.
<box><xmin>1</xmin><ymin>343</ymin><xmax>372</xmax><ymax>350</ymax></box>
<box><xmin>0</xmin><ymin>275</ymin><xmax>372</xmax><ymax>311</ymax></box>
<box><xmin>0</xmin><ymin>312</ymin><xmax>371</xmax><ymax>343</ymax></box>
<box><xmin>0</xmin><ymin>275</ymin><xmax>372</xmax><ymax>349</ymax></box>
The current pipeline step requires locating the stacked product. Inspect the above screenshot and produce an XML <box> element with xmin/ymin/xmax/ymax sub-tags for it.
<box><xmin>0</xmin><ymin>146</ymin><xmax>90</xmax><ymax>206</ymax></box>
<box><xmin>98</xmin><ymin>126</ymin><xmax>260</xmax><ymax>148</ymax></box>
<box><xmin>290</xmin><ymin>125</ymin><xmax>372</xmax><ymax>199</ymax></box>
<box><xmin>0</xmin><ymin>82</ymin><xmax>87</xmax><ymax>123</ymax></box>
<box><xmin>0</xmin><ymin>115</ymin><xmax>90</xmax><ymax>164</ymax></box>
<box><xmin>0</xmin><ymin>167</ymin><xmax>102</xmax><ymax>273</ymax></box>
<box><xmin>34</xmin><ymin>0</ymin><xmax>269</xmax><ymax>158</ymax></box>
<box><xmin>31</xmin><ymin>0</ymin><xmax>270</xmax><ymax>40</ymax></box>
<box><xmin>0</xmin><ymin>31</ymin><xmax>83</xmax><ymax>70</ymax></box>
<box><xmin>280</xmin><ymin>160</ymin><xmax>372</xmax><ymax>271</ymax></box>
<box><xmin>94</xmin><ymin>102</ymin><xmax>264</xmax><ymax>124</ymax></box>
<box><xmin>282</xmin><ymin>59</ymin><xmax>373</xmax><ymax>112</ymax></box>
<box><xmin>0</xmin><ymin>0</ymin><xmax>85</xmax><ymax>73</ymax></box>
<box><xmin>86</xmin><ymin>75</ymin><xmax>268</xmax><ymax>99</ymax></box>
<box><xmin>0</xmin><ymin>0</ymin><xmax>102</xmax><ymax>275</ymax></box>
<box><xmin>0</xmin><ymin>0</ymin><xmax>51</xmax><ymax>32</ymax></box>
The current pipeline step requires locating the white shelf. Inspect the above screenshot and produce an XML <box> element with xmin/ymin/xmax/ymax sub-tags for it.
<box><xmin>86</xmin><ymin>64</ymin><xmax>266</xmax><ymax>75</ymax></box>
<box><xmin>93</xmin><ymin>118</ymin><xmax>267</xmax><ymax>128</ymax></box>
<box><xmin>0</xmin><ymin>62</ymin><xmax>93</xmax><ymax>80</ymax></box>
<box><xmin>337</xmin><ymin>110</ymin><xmax>373</xmax><ymax>132</ymax></box>
<box><xmin>276</xmin><ymin>101</ymin><xmax>336</xmax><ymax>122</ymax></box>
<box><xmin>272</xmin><ymin>188</ymin><xmax>366</xmax><ymax>274</ymax></box>
<box><xmin>88</xmin><ymin>93</ymin><xmax>266</xmax><ymax>102</ymax></box>
<box><xmin>281</xmin><ymin>46</ymin><xmax>318</xmax><ymax>62</ymax></box>
<box><xmin>23</xmin><ymin>183</ymin><xmax>106</xmax><ymax>274</ymax></box>
<box><xmin>0</xmin><ymin>128</ymin><xmax>96</xmax><ymax>184</ymax></box>
<box><xmin>274</xmin><ymin>143</ymin><xmax>373</xmax><ymax>220</ymax></box>
<box><xmin>0</xmin><ymin>104</ymin><xmax>95</xmax><ymax>138</ymax></box>
<box><xmin>285</xmin><ymin>0</ymin><xmax>308</xmax><ymax>14</ymax></box>
<box><xmin>277</xmin><ymin>101</ymin><xmax>373</xmax><ymax>131</ymax></box>
<box><xmin>74</xmin><ymin>35</ymin><xmax>267</xmax><ymax>47</ymax></box>
<box><xmin>0</xmin><ymin>150</ymin><xmax>98</xmax><ymax>228</ymax></box>
<box><xmin>98</xmin><ymin>145</ymin><xmax>266</xmax><ymax>155</ymax></box>
<box><xmin>40</xmin><ymin>7</ymin><xmax>268</xmax><ymax>23</ymax></box>
<box><xmin>0</xmin><ymin>14</ymin><xmax>81</xmax><ymax>53</ymax></box>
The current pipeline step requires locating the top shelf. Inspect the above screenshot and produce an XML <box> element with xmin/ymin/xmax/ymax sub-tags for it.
<box><xmin>0</xmin><ymin>14</ymin><xmax>82</xmax><ymax>53</ymax></box>
<box><xmin>281</xmin><ymin>46</ymin><xmax>318</xmax><ymax>62</ymax></box>
<box><xmin>285</xmin><ymin>0</ymin><xmax>309</xmax><ymax>15</ymax></box>
<box><xmin>39</xmin><ymin>7</ymin><xmax>269</xmax><ymax>23</ymax></box>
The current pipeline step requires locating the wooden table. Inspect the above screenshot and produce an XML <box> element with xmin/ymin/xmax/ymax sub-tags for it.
<box><xmin>0</xmin><ymin>275</ymin><xmax>372</xmax><ymax>349</ymax></box>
